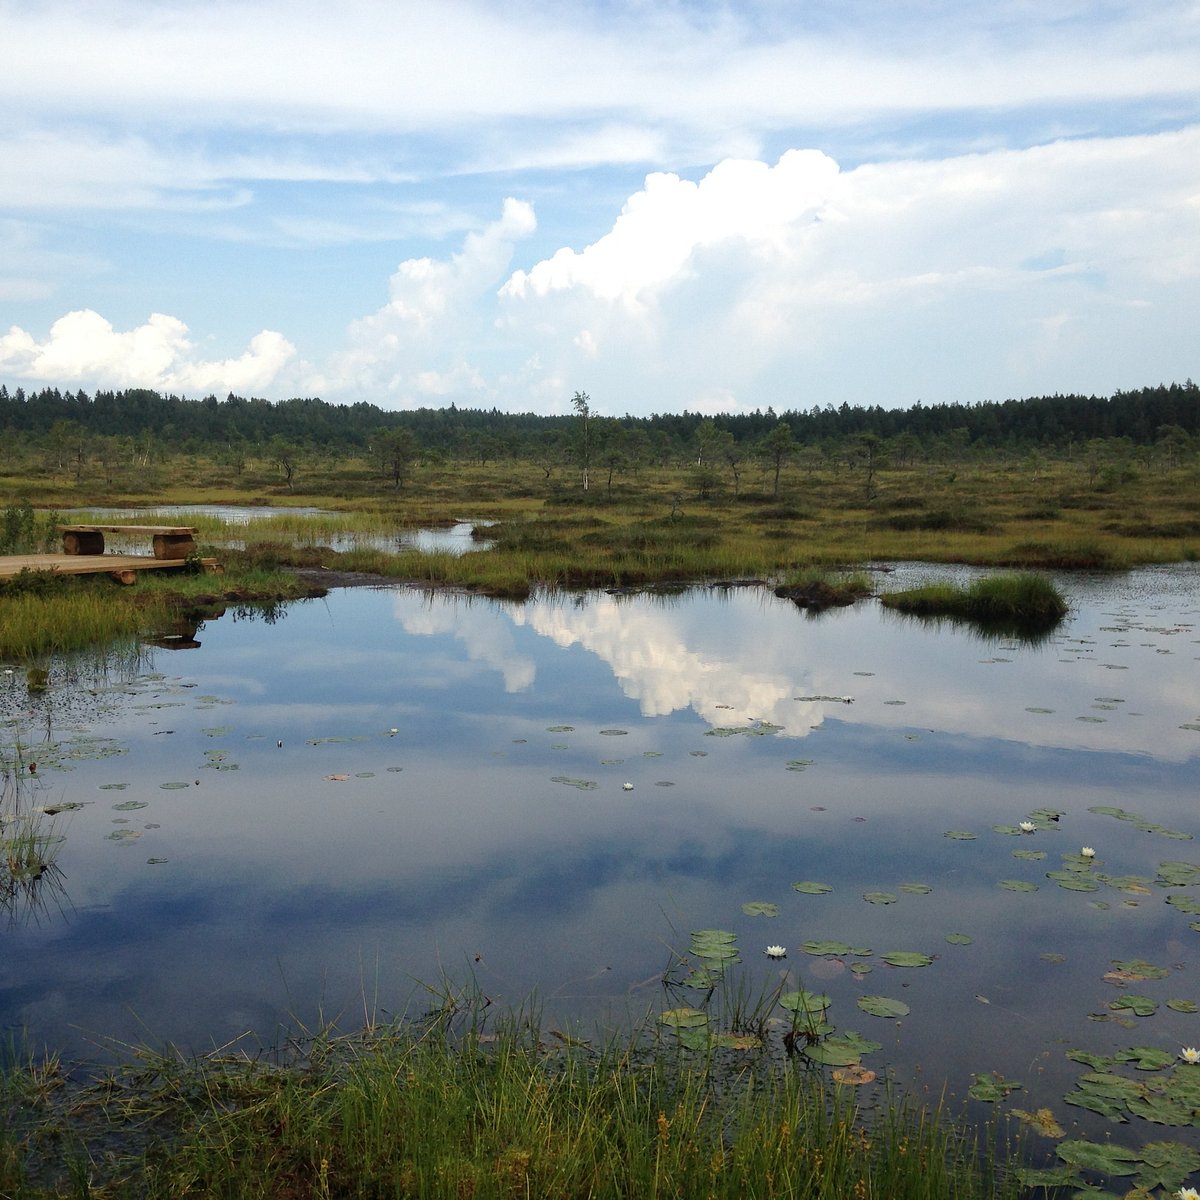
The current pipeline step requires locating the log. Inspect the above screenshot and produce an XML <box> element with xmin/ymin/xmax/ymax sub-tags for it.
<box><xmin>152</xmin><ymin>534</ymin><xmax>197</xmax><ymax>560</ymax></box>
<box><xmin>63</xmin><ymin>530</ymin><xmax>105</xmax><ymax>555</ymax></box>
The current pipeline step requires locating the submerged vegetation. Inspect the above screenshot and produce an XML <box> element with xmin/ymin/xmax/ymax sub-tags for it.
<box><xmin>0</xmin><ymin>994</ymin><xmax>1017</xmax><ymax>1200</ymax></box>
<box><xmin>1</xmin><ymin>742</ymin><xmax>67</xmax><ymax>926</ymax></box>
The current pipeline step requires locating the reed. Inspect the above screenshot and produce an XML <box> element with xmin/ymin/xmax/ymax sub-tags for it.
<box><xmin>0</xmin><ymin>1007</ymin><xmax>1018</xmax><ymax>1199</ymax></box>
<box><xmin>0</xmin><ymin>585</ymin><xmax>164</xmax><ymax>659</ymax></box>
<box><xmin>880</xmin><ymin>572</ymin><xmax>1068</xmax><ymax>628</ymax></box>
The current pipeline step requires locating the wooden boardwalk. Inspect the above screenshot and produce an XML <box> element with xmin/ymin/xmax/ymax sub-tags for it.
<box><xmin>0</xmin><ymin>522</ymin><xmax>218</xmax><ymax>584</ymax></box>
<box><xmin>0</xmin><ymin>553</ymin><xmax>215</xmax><ymax>583</ymax></box>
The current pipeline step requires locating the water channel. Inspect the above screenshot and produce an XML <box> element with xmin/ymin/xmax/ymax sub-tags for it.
<box><xmin>2</xmin><ymin>564</ymin><xmax>1198</xmax><ymax>1164</ymax></box>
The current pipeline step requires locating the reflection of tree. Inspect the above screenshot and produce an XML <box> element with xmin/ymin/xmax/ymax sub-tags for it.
<box><xmin>230</xmin><ymin>602</ymin><xmax>289</xmax><ymax>625</ymax></box>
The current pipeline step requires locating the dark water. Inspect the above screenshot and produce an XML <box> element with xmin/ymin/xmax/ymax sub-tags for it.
<box><xmin>2</xmin><ymin>566</ymin><xmax>1198</xmax><ymax>1147</ymax></box>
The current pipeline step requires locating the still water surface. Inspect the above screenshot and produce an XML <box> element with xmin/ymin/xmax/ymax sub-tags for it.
<box><xmin>2</xmin><ymin>566</ymin><xmax>1198</xmax><ymax>1138</ymax></box>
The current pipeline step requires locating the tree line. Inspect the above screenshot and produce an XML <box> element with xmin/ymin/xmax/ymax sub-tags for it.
<box><xmin>1</xmin><ymin>379</ymin><xmax>1196</xmax><ymax>465</ymax></box>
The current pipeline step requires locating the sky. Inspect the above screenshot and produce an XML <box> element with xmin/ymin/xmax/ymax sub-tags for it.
<box><xmin>1</xmin><ymin>1</ymin><xmax>1198</xmax><ymax>418</ymax></box>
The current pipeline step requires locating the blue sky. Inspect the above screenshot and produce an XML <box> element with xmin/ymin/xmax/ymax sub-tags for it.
<box><xmin>1</xmin><ymin>0</ymin><xmax>1197</xmax><ymax>416</ymax></box>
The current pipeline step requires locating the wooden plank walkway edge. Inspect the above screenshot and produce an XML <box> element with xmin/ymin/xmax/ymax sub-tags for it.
<box><xmin>0</xmin><ymin>553</ymin><xmax>221</xmax><ymax>584</ymax></box>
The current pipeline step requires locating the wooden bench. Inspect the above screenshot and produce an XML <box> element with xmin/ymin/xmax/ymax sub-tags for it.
<box><xmin>58</xmin><ymin>524</ymin><xmax>199</xmax><ymax>560</ymax></box>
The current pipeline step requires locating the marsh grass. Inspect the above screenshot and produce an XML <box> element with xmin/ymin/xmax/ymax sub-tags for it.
<box><xmin>0</xmin><ymin>1001</ymin><xmax>1018</xmax><ymax>1200</ymax></box>
<box><xmin>0</xmin><ymin>581</ymin><xmax>163</xmax><ymax>659</ymax></box>
<box><xmin>880</xmin><ymin>572</ymin><xmax>1069</xmax><ymax>634</ymax></box>
<box><xmin>774</xmin><ymin>567</ymin><xmax>875</xmax><ymax>609</ymax></box>
<box><xmin>3</xmin><ymin>454</ymin><xmax>1197</xmax><ymax>656</ymax></box>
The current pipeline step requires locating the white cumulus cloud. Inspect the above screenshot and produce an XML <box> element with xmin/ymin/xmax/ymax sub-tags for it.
<box><xmin>317</xmin><ymin>198</ymin><xmax>536</xmax><ymax>400</ymax></box>
<box><xmin>492</xmin><ymin>128</ymin><xmax>1200</xmax><ymax>411</ymax></box>
<box><xmin>0</xmin><ymin>310</ymin><xmax>295</xmax><ymax>394</ymax></box>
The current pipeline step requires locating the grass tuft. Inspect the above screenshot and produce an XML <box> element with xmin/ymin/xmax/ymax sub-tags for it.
<box><xmin>880</xmin><ymin>572</ymin><xmax>1068</xmax><ymax>632</ymax></box>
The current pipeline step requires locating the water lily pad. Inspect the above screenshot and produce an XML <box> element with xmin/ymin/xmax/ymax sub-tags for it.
<box><xmin>1013</xmin><ymin>849</ymin><xmax>1047</xmax><ymax>861</ymax></box>
<box><xmin>1133</xmin><ymin>1140</ymin><xmax>1200</xmax><ymax>1191</ymax></box>
<box><xmin>944</xmin><ymin>830</ymin><xmax>977</xmax><ymax>840</ymax></box>
<box><xmin>945</xmin><ymin>933</ymin><xmax>973</xmax><ymax>945</ymax></box>
<box><xmin>112</xmin><ymin>800</ymin><xmax>148</xmax><ymax>811</ymax></box>
<box><xmin>832</xmin><ymin>1064</ymin><xmax>877</xmax><ymax>1085</ymax></box>
<box><xmin>998</xmin><ymin>879</ymin><xmax>1039</xmax><ymax>892</ymax></box>
<box><xmin>599</xmin><ymin>729</ymin><xmax>628</xmax><ymax>736</ymax></box>
<box><xmin>546</xmin><ymin>725</ymin><xmax>575</xmax><ymax>733</ymax></box>
<box><xmin>660</xmin><ymin>1007</ymin><xmax>708</xmax><ymax>1029</ymax></box>
<box><xmin>881</xmin><ymin>951</ymin><xmax>933</xmax><ymax>968</ymax></box>
<box><xmin>863</xmin><ymin>891</ymin><xmax>897</xmax><ymax>905</ymax></box>
<box><xmin>792</xmin><ymin>881</ymin><xmax>833</xmax><ymax>894</ymax></box>
<box><xmin>1010</xmin><ymin>1107</ymin><xmax>1065</xmax><ymax>1138</ymax></box>
<box><xmin>713</xmin><ymin>1032</ymin><xmax>761</xmax><ymax>1051</ymax></box>
<box><xmin>1056</xmin><ymin>1140</ymin><xmax>1140</xmax><ymax>1176</ymax></box>
<box><xmin>803</xmin><ymin>1040</ymin><xmax>864</xmax><ymax>1067</ymax></box>
<box><xmin>1158</xmin><ymin>862</ymin><xmax>1200</xmax><ymax>887</ymax></box>
<box><xmin>837</xmin><ymin>1030</ymin><xmax>883</xmax><ymax>1056</ymax></box>
<box><xmin>1167</xmin><ymin>1000</ymin><xmax>1199</xmax><ymax>1013</ymax></box>
<box><xmin>1114</xmin><ymin>1046</ymin><xmax>1176</xmax><ymax>1070</ymax></box>
<box><xmin>98</xmin><ymin>783</ymin><xmax>129</xmax><ymax>790</ymax></box>
<box><xmin>706</xmin><ymin>722</ymin><xmax>782</xmax><ymax>737</ymax></box>
<box><xmin>1110</xmin><ymin>959</ymin><xmax>1169</xmax><ymax>981</ymax></box>
<box><xmin>785</xmin><ymin>759</ymin><xmax>814</xmax><ymax>771</ymax></box>
<box><xmin>899</xmin><ymin>883</ymin><xmax>931</xmax><ymax>894</ymax></box>
<box><xmin>550</xmin><ymin>776</ymin><xmax>599</xmax><ymax>791</ymax></box>
<box><xmin>691</xmin><ymin>929</ymin><xmax>736</xmax><ymax>944</ymax></box>
<box><xmin>1089</xmin><ymin>805</ymin><xmax>1142</xmax><ymax>822</ymax></box>
<box><xmin>802</xmin><ymin>940</ymin><xmax>858</xmax><ymax>956</ymax></box>
<box><xmin>969</xmin><ymin>1071</ymin><xmax>1022</xmax><ymax>1102</ymax></box>
<box><xmin>1047</xmin><ymin>872</ymin><xmax>1100</xmax><ymax>892</ymax></box>
<box><xmin>779</xmin><ymin>990</ymin><xmax>831</xmax><ymax>1016</ymax></box>
<box><xmin>1108</xmin><ymin>995</ymin><xmax>1158</xmax><ymax>1017</ymax></box>
<box><xmin>105</xmin><ymin>828</ymin><xmax>143</xmax><ymax>843</ymax></box>
<box><xmin>159</xmin><ymin>781</ymin><xmax>191</xmax><ymax>789</ymax></box>
<box><xmin>741</xmin><ymin>901</ymin><xmax>779</xmax><ymax>918</ymax></box>
<box><xmin>857</xmin><ymin>995</ymin><xmax>910</xmax><ymax>1019</ymax></box>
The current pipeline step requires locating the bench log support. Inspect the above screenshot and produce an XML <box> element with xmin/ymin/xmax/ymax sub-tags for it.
<box><xmin>151</xmin><ymin>533</ymin><xmax>197</xmax><ymax>560</ymax></box>
<box><xmin>59</xmin><ymin>524</ymin><xmax>198</xmax><ymax>559</ymax></box>
<box><xmin>63</xmin><ymin>530</ymin><xmax>106</xmax><ymax>555</ymax></box>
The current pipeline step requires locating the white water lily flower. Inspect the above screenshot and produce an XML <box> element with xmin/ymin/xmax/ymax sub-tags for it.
<box><xmin>765</xmin><ymin>945</ymin><xmax>787</xmax><ymax>959</ymax></box>
<box><xmin>1180</xmin><ymin>1047</ymin><xmax>1200</xmax><ymax>1064</ymax></box>
<box><xmin>1081</xmin><ymin>847</ymin><xmax>1096</xmax><ymax>858</ymax></box>
<box><xmin>1019</xmin><ymin>820</ymin><xmax>1036</xmax><ymax>833</ymax></box>
<box><xmin>1176</xmin><ymin>1187</ymin><xmax>1200</xmax><ymax>1200</ymax></box>
<box><xmin>622</xmin><ymin>782</ymin><xmax>634</xmax><ymax>791</ymax></box>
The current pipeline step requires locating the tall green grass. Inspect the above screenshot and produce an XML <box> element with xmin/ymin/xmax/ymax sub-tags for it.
<box><xmin>0</xmin><ymin>1008</ymin><xmax>1018</xmax><ymax>1199</ymax></box>
<box><xmin>880</xmin><ymin>572</ymin><xmax>1068</xmax><ymax>627</ymax></box>
<box><xmin>0</xmin><ymin>586</ymin><xmax>163</xmax><ymax>659</ymax></box>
